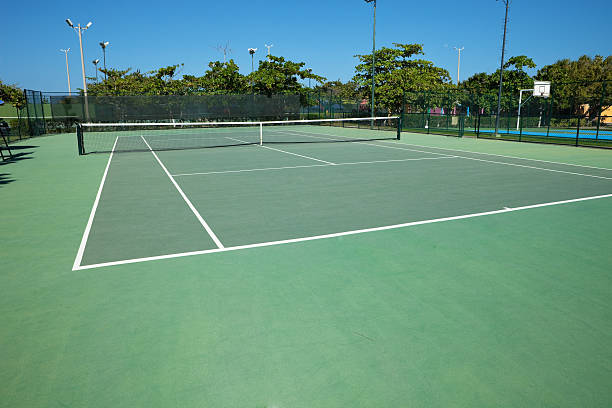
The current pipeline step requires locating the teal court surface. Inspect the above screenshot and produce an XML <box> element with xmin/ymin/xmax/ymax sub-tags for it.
<box><xmin>3</xmin><ymin>125</ymin><xmax>612</xmax><ymax>408</ymax></box>
<box><xmin>74</xmin><ymin>124</ymin><xmax>612</xmax><ymax>270</ymax></box>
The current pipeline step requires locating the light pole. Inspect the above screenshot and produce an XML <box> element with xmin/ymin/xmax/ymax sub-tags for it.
<box><xmin>495</xmin><ymin>0</ymin><xmax>509</xmax><ymax>137</ymax></box>
<box><xmin>59</xmin><ymin>48</ymin><xmax>71</xmax><ymax>95</ymax></box>
<box><xmin>248</xmin><ymin>48</ymin><xmax>257</xmax><ymax>72</ymax></box>
<box><xmin>264</xmin><ymin>43</ymin><xmax>273</xmax><ymax>59</ymax></box>
<box><xmin>453</xmin><ymin>46</ymin><xmax>464</xmax><ymax>85</ymax></box>
<box><xmin>365</xmin><ymin>0</ymin><xmax>376</xmax><ymax>119</ymax></box>
<box><xmin>99</xmin><ymin>41</ymin><xmax>109</xmax><ymax>80</ymax></box>
<box><xmin>248</xmin><ymin>48</ymin><xmax>257</xmax><ymax>93</ymax></box>
<box><xmin>92</xmin><ymin>59</ymin><xmax>100</xmax><ymax>82</ymax></box>
<box><xmin>66</xmin><ymin>18</ymin><xmax>92</xmax><ymax>121</ymax></box>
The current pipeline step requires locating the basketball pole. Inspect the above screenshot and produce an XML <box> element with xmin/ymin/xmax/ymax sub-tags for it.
<box><xmin>494</xmin><ymin>0</ymin><xmax>509</xmax><ymax>137</ymax></box>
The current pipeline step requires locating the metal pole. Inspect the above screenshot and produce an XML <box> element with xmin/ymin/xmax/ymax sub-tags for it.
<box><xmin>494</xmin><ymin>0</ymin><xmax>509</xmax><ymax>137</ymax></box>
<box><xmin>371</xmin><ymin>0</ymin><xmax>376</xmax><ymax>120</ymax></box>
<box><xmin>77</xmin><ymin>25</ymin><xmax>89</xmax><ymax>121</ymax></box>
<box><xmin>61</xmin><ymin>49</ymin><xmax>71</xmax><ymax>95</ymax></box>
<box><xmin>595</xmin><ymin>80</ymin><xmax>606</xmax><ymax>140</ymax></box>
<box><xmin>102</xmin><ymin>48</ymin><xmax>106</xmax><ymax>79</ymax></box>
<box><xmin>454</xmin><ymin>47</ymin><xmax>464</xmax><ymax>85</ymax></box>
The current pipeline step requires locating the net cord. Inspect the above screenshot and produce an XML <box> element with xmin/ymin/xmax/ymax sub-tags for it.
<box><xmin>79</xmin><ymin>116</ymin><xmax>400</xmax><ymax>128</ymax></box>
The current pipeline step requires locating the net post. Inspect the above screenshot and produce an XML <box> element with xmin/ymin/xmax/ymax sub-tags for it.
<box><xmin>76</xmin><ymin>124</ymin><xmax>84</xmax><ymax>155</ymax></box>
<box><xmin>396</xmin><ymin>116</ymin><xmax>401</xmax><ymax>140</ymax></box>
<box><xmin>259</xmin><ymin>122</ymin><xmax>263</xmax><ymax>145</ymax></box>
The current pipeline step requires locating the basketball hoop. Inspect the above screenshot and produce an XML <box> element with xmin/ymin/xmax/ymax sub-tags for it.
<box><xmin>533</xmin><ymin>81</ymin><xmax>551</xmax><ymax>98</ymax></box>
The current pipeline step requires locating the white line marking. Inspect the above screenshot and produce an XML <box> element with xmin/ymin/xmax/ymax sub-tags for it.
<box><xmin>282</xmin><ymin>130</ymin><xmax>612</xmax><ymax>181</ymax></box>
<box><xmin>366</xmin><ymin>144</ymin><xmax>612</xmax><ymax>180</ymax></box>
<box><xmin>81</xmin><ymin>116</ymin><xmax>398</xmax><ymax>127</ymax></box>
<box><xmin>140</xmin><ymin>136</ymin><xmax>224</xmax><ymax>249</ymax></box>
<box><xmin>72</xmin><ymin>137</ymin><xmax>118</xmax><ymax>270</ymax></box>
<box><xmin>74</xmin><ymin>192</ymin><xmax>612</xmax><ymax>271</ymax></box>
<box><xmin>172</xmin><ymin>156</ymin><xmax>454</xmax><ymax>177</ymax></box>
<box><xmin>226</xmin><ymin>136</ymin><xmax>335</xmax><ymax>164</ymax></box>
<box><xmin>382</xmin><ymin>140</ymin><xmax>612</xmax><ymax>171</ymax></box>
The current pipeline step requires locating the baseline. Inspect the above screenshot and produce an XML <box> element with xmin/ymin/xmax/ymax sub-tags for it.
<box><xmin>74</xmin><ymin>192</ymin><xmax>612</xmax><ymax>271</ymax></box>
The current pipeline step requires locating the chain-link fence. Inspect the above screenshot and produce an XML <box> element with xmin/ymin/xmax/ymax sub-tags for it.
<box><xmin>401</xmin><ymin>81</ymin><xmax>611</xmax><ymax>148</ymax></box>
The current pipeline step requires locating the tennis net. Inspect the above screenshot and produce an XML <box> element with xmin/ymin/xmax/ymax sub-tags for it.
<box><xmin>77</xmin><ymin>116</ymin><xmax>400</xmax><ymax>154</ymax></box>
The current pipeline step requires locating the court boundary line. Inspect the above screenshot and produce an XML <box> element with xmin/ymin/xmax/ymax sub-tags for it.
<box><xmin>171</xmin><ymin>156</ymin><xmax>454</xmax><ymax>177</ymax></box>
<box><xmin>268</xmin><ymin>127</ymin><xmax>612</xmax><ymax>171</ymax></box>
<box><xmin>72</xmin><ymin>136</ymin><xmax>118</xmax><ymax>270</ymax></box>
<box><xmin>276</xmin><ymin>130</ymin><xmax>612</xmax><ymax>180</ymax></box>
<box><xmin>381</xmin><ymin>140</ymin><xmax>612</xmax><ymax>171</ymax></box>
<box><xmin>74</xmin><ymin>192</ymin><xmax>612</xmax><ymax>271</ymax></box>
<box><xmin>140</xmin><ymin>135</ymin><xmax>225</xmax><ymax>249</ymax></box>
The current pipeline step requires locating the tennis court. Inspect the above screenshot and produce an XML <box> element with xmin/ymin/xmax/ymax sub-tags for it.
<box><xmin>73</xmin><ymin>119</ymin><xmax>612</xmax><ymax>270</ymax></box>
<box><xmin>4</xmin><ymin>124</ymin><xmax>612</xmax><ymax>408</ymax></box>
<box><xmin>476</xmin><ymin>127</ymin><xmax>612</xmax><ymax>140</ymax></box>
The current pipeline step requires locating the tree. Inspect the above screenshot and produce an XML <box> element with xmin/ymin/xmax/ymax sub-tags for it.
<box><xmin>536</xmin><ymin>55</ymin><xmax>611</xmax><ymax>118</ymax></box>
<box><xmin>460</xmin><ymin>55</ymin><xmax>537</xmax><ymax>112</ymax></box>
<box><xmin>318</xmin><ymin>80</ymin><xmax>360</xmax><ymax>102</ymax></box>
<box><xmin>0</xmin><ymin>79</ymin><xmax>25</xmax><ymax>108</ymax></box>
<box><xmin>247</xmin><ymin>56</ymin><xmax>325</xmax><ymax>97</ymax></box>
<box><xmin>199</xmin><ymin>60</ymin><xmax>248</xmax><ymax>94</ymax></box>
<box><xmin>353</xmin><ymin>43</ymin><xmax>452</xmax><ymax>114</ymax></box>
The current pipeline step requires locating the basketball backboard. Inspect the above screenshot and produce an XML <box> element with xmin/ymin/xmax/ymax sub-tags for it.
<box><xmin>533</xmin><ymin>81</ymin><xmax>551</xmax><ymax>98</ymax></box>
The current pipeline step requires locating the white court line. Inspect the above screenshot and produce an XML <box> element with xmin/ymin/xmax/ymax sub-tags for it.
<box><xmin>139</xmin><ymin>135</ymin><xmax>225</xmax><ymax>249</ymax></box>
<box><xmin>72</xmin><ymin>137</ymin><xmax>119</xmax><ymax>270</ymax></box>
<box><xmin>74</xmin><ymin>192</ymin><xmax>612</xmax><ymax>271</ymax></box>
<box><xmin>226</xmin><ymin>136</ymin><xmax>335</xmax><ymax>164</ymax></box>
<box><xmin>381</xmin><ymin>140</ymin><xmax>612</xmax><ymax>171</ymax></box>
<box><xmin>172</xmin><ymin>156</ymin><xmax>454</xmax><ymax>177</ymax></box>
<box><xmin>278</xmin><ymin>129</ymin><xmax>612</xmax><ymax>181</ymax></box>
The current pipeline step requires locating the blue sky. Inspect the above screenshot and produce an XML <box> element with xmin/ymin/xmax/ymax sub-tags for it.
<box><xmin>1</xmin><ymin>0</ymin><xmax>610</xmax><ymax>91</ymax></box>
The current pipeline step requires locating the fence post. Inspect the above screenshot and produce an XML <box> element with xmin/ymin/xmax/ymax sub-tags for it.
<box><xmin>519</xmin><ymin>108</ymin><xmax>523</xmax><ymax>142</ymax></box>
<box><xmin>546</xmin><ymin>84</ymin><xmax>554</xmax><ymax>138</ymax></box>
<box><xmin>595</xmin><ymin>80</ymin><xmax>606</xmax><ymax>141</ymax></box>
<box><xmin>575</xmin><ymin>116</ymin><xmax>580</xmax><ymax>147</ymax></box>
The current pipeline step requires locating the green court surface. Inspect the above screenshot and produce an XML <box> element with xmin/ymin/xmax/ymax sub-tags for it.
<box><xmin>2</xmin><ymin>129</ymin><xmax>612</xmax><ymax>407</ymax></box>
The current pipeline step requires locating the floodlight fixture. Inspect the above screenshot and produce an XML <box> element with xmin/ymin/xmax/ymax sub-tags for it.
<box><xmin>99</xmin><ymin>41</ymin><xmax>110</xmax><ymax>80</ymax></box>
<box><xmin>66</xmin><ymin>18</ymin><xmax>93</xmax><ymax>120</ymax></box>
<box><xmin>264</xmin><ymin>43</ymin><xmax>274</xmax><ymax>58</ymax></box>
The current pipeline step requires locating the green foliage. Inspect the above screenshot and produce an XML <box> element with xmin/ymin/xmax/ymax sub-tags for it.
<box><xmin>353</xmin><ymin>43</ymin><xmax>452</xmax><ymax>114</ymax></box>
<box><xmin>247</xmin><ymin>56</ymin><xmax>325</xmax><ymax>97</ymax></box>
<box><xmin>536</xmin><ymin>55</ymin><xmax>611</xmax><ymax>118</ymax></box>
<box><xmin>199</xmin><ymin>60</ymin><xmax>248</xmax><ymax>94</ymax></box>
<box><xmin>0</xmin><ymin>79</ymin><xmax>25</xmax><ymax>108</ymax></box>
<box><xmin>88</xmin><ymin>56</ymin><xmax>323</xmax><ymax>100</ymax></box>
<box><xmin>460</xmin><ymin>55</ymin><xmax>537</xmax><ymax>112</ymax></box>
<box><xmin>318</xmin><ymin>80</ymin><xmax>361</xmax><ymax>102</ymax></box>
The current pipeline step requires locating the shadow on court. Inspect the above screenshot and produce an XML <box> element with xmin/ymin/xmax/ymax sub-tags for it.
<box><xmin>0</xmin><ymin>146</ymin><xmax>38</xmax><ymax>187</ymax></box>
